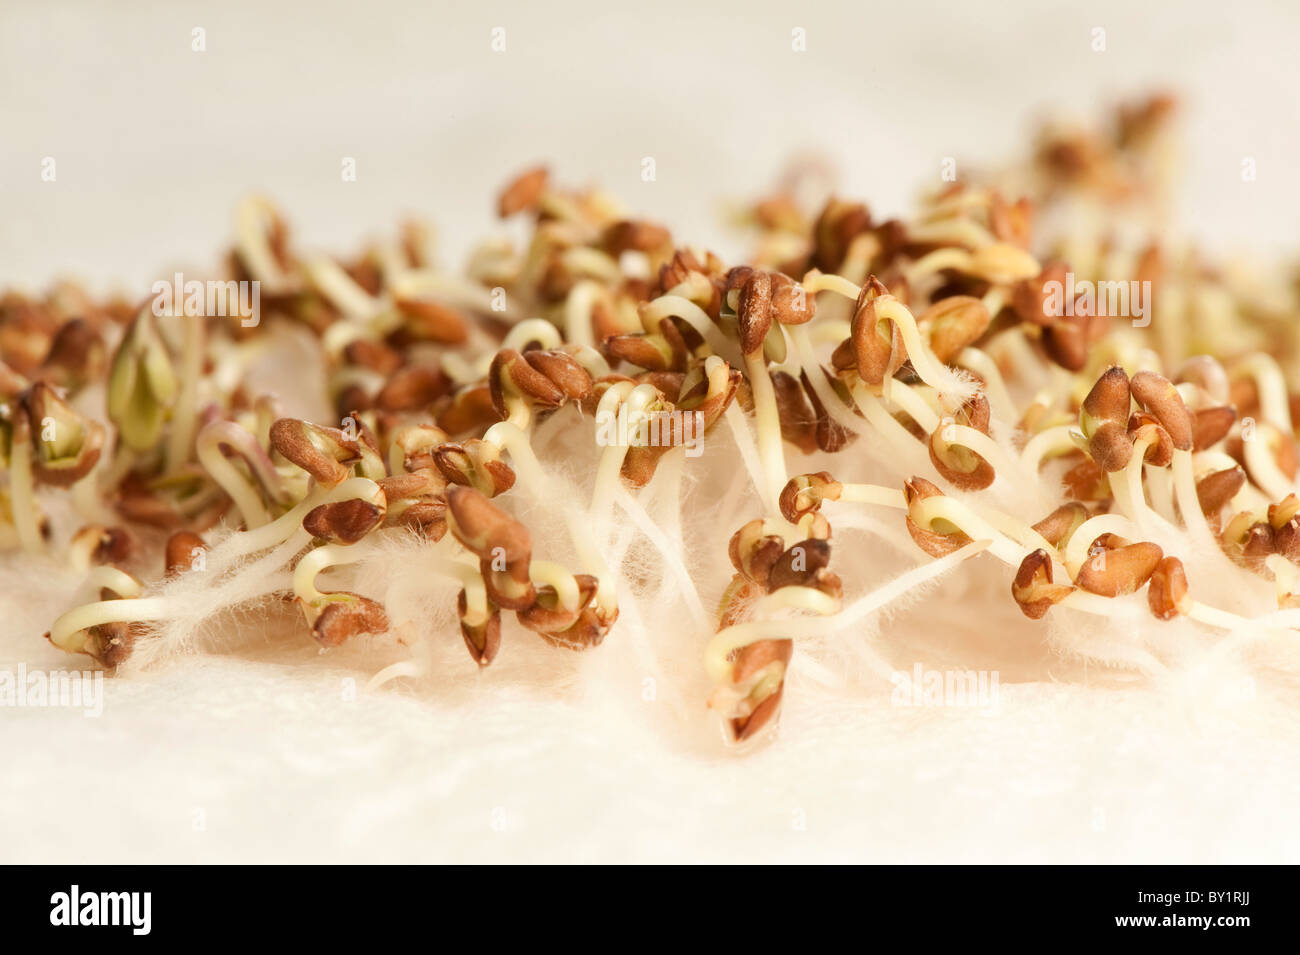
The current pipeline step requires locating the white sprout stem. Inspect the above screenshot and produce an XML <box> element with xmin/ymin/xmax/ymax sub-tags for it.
<box><xmin>568</xmin><ymin>344</ymin><xmax>611</xmax><ymax>379</ymax></box>
<box><xmin>364</xmin><ymin>659</ymin><xmax>429</xmax><ymax>692</ymax></box>
<box><xmin>482</xmin><ymin>421</ymin><xmax>551</xmax><ymax>492</ymax></box>
<box><xmin>1063</xmin><ymin>513</ymin><xmax>1138</xmax><ymax>576</ymax></box>
<box><xmin>196</xmin><ymin>423</ymin><xmax>274</xmax><ymax>529</ymax></box>
<box><xmin>801</xmin><ymin>271</ymin><xmax>862</xmax><ymax>300</ymax></box>
<box><xmin>1111</xmin><ymin>435</ymin><xmax>1176</xmax><ymax>537</ymax></box>
<box><xmin>71</xmin><ymin>461</ymin><xmax>106</xmax><ymax>522</ymax></box>
<box><xmin>903</xmin><ymin>248</ymin><xmax>972</xmax><ymax>285</ymax></box>
<box><xmin>305</xmin><ymin>257</ymin><xmax>380</xmax><ymax>319</ymax></box>
<box><xmin>50</xmin><ymin>567</ymin><xmax>150</xmax><ymax>652</ymax></box>
<box><xmin>743</xmin><ymin>350</ymin><xmax>788</xmax><ymax>519</ymax></box>
<box><xmin>1145</xmin><ymin>464</ymin><xmax>1177</xmax><ymax>523</ymax></box>
<box><xmin>590</xmin><ymin>434</ymin><xmax>633</xmax><ymax>526</ymax></box>
<box><xmin>704</xmin><ymin>586</ymin><xmax>840</xmax><ymax>684</ymax></box>
<box><xmin>1020</xmin><ymin>425</ymin><xmax>1077</xmax><ymax>472</ymax></box>
<box><xmin>1266</xmin><ymin>554</ymin><xmax>1297</xmax><ymax>606</ymax></box>
<box><xmin>559</xmin><ymin>246</ymin><xmax>622</xmax><ymax>283</ymax></box>
<box><xmin>924</xmin><ymin>187</ymin><xmax>990</xmax><ymax>218</ymax></box>
<box><xmin>216</xmin><ymin>477</ymin><xmax>383</xmax><ymax>562</ymax></box>
<box><xmin>837</xmin><ymin>483</ymin><xmax>907</xmax><ymax>509</ymax></box>
<box><xmin>9</xmin><ymin>431</ymin><xmax>44</xmax><ymax>555</ymax></box>
<box><xmin>1187</xmin><ymin>601</ymin><xmax>1278</xmax><ymax>633</ymax></box>
<box><xmin>440</xmin><ymin>352</ymin><xmax>481</xmax><ymax>385</ymax></box>
<box><xmin>908</xmin><ymin>218</ymin><xmax>995</xmax><ymax>249</ymax></box>
<box><xmin>875</xmin><ymin>297</ymin><xmax>970</xmax><ymax>396</ymax></box>
<box><xmin>1054</xmin><ymin>572</ymin><xmax>1263</xmax><ymax>635</ymax></box>
<box><xmin>48</xmin><ymin>597</ymin><xmax>179</xmax><ymax>652</ymax></box>
<box><xmin>1235</xmin><ymin>354</ymin><xmax>1292</xmax><ymax>432</ymax></box>
<box><xmin>528</xmin><ymin>559</ymin><xmax>580</xmax><ymax>611</ymax></box>
<box><xmin>500</xmin><ymin>396</ymin><xmax>532</xmax><ymax>431</ymax></box>
<box><xmin>993</xmin><ymin>328</ymin><xmax>1052</xmax><ymax>396</ymax></box>
<box><xmin>547</xmin><ymin>499</ymin><xmax>615</xmax><ymax>611</ymax></box>
<box><xmin>1057</xmin><ymin>589</ymin><xmax>1134</xmax><ymax>616</ymax></box>
<box><xmin>810</xmin><ymin>319</ymin><xmax>851</xmax><ymax>347</ymax></box>
<box><xmin>57</xmin><ymin>552</ymin><xmax>159</xmax><ymax>646</ymax></box>
<box><xmin>805</xmin><ymin>272</ymin><xmax>965</xmax><ymax>396</ymax></box>
<box><xmin>590</xmin><ymin>382</ymin><xmax>651</xmax><ymax>524</ymax></box>
<box><xmin>424</xmin><ymin>551</ymin><xmax>489</xmax><ymax>621</ymax></box>
<box><xmin>852</xmin><ymin>386</ymin><xmax>930</xmax><ymax>469</ymax></box>
<box><xmin>981</xmin><ymin>287</ymin><xmax>1006</xmax><ymax>318</ymax></box>
<box><xmin>292</xmin><ymin>539</ymin><xmax>380</xmax><ymax>605</ymax></box>
<box><xmin>502</xmin><ymin>318</ymin><xmax>562</xmax><ymax>351</ymax></box>
<box><xmin>487</xmin><ymin>414</ymin><xmax>614</xmax><ymax>611</ymax></box>
<box><xmin>1242</xmin><ymin>432</ymin><xmax>1296</xmax><ymax>502</ymax></box>
<box><xmin>54</xmin><ymin>519</ymin><xmax>321</xmax><ymax>658</ymax></box>
<box><xmin>706</xmin><ymin>540</ymin><xmax>991</xmax><ymax>684</ymax></box>
<box><xmin>235</xmin><ymin>197</ymin><xmax>293</xmax><ymax>291</ymax></box>
<box><xmin>321</xmin><ymin>318</ymin><xmax>371</xmax><ymax>360</ymax></box>
<box><xmin>642</xmin><ymin>294</ymin><xmax>735</xmax><ymax>359</ymax></box>
<box><xmin>1190</xmin><ymin>449</ymin><xmax>1258</xmax><ymax>511</ymax></box>
<box><xmin>941</xmin><ymin>423</ymin><xmax>1022</xmax><ymax>485</ymax></box>
<box><xmin>486</xmin><ymin>419</ymin><xmax>615</xmax><ymax>611</ymax></box>
<box><xmin>165</xmin><ymin>310</ymin><xmax>203</xmax><ymax>474</ymax></box>
<box><xmin>884</xmin><ymin>378</ymin><xmax>940</xmax><ymax>433</ymax></box>
<box><xmin>967</xmin><ymin>500</ymin><xmax>1056</xmax><ymax>554</ymax></box>
<box><xmin>393</xmin><ymin>270</ymin><xmax>519</xmax><ymax>320</ymax></box>
<box><xmin>1107</xmin><ymin>467</ymin><xmax>1141</xmax><ymax>530</ymax></box>
<box><xmin>1171</xmin><ymin>449</ymin><xmax>1218</xmax><ymax>547</ymax></box>
<box><xmin>784</xmin><ymin>325</ymin><xmax>871</xmax><ymax>439</ymax></box>
<box><xmin>837</xmin><ymin>232</ymin><xmax>880</xmax><ymax>285</ymax></box>
<box><xmin>375</xmin><ymin>240</ymin><xmax>413</xmax><ymax>287</ymax></box>
<box><xmin>387</xmin><ymin>441</ymin><xmax>407</xmax><ymax>476</ymax></box>
<box><xmin>80</xmin><ymin>566</ymin><xmax>143</xmax><ymax>600</ymax></box>
<box><xmin>956</xmin><ymin>346</ymin><xmax>1017</xmax><ymax>425</ymax></box>
<box><xmin>563</xmin><ymin>280</ymin><xmax>604</xmax><ymax>349</ymax></box>
<box><xmin>910</xmin><ymin>497</ymin><xmax>1026</xmax><ymax>566</ymax></box>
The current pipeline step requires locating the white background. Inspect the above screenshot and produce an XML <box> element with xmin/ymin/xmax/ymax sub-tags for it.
<box><xmin>4</xmin><ymin>0</ymin><xmax>1298</xmax><ymax>291</ymax></box>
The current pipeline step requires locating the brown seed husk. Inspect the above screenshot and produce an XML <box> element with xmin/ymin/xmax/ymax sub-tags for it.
<box><xmin>922</xmin><ymin>295</ymin><xmax>990</xmax><ymax>364</ymax></box>
<box><xmin>1075</xmin><ymin>541</ymin><xmax>1163</xmax><ymax>597</ymax></box>
<box><xmin>303</xmin><ymin>498</ymin><xmax>385</xmax><ymax>544</ymax></box>
<box><xmin>1130</xmin><ymin>370</ymin><xmax>1193</xmax><ymax>451</ymax></box>
<box><xmin>313</xmin><ymin>594</ymin><xmax>389</xmax><ymax>647</ymax></box>
<box><xmin>165</xmin><ymin>530</ymin><xmax>208</xmax><ymax>577</ymax></box>
<box><xmin>1148</xmin><ymin>556</ymin><xmax>1190</xmax><ymax>620</ymax></box>
<box><xmin>1012</xmin><ymin>549</ymin><xmax>1075</xmax><ymax>619</ymax></box>
<box><xmin>498</xmin><ymin>166</ymin><xmax>548</xmax><ymax>218</ymax></box>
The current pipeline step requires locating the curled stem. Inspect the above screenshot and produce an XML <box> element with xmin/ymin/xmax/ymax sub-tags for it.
<box><xmin>196</xmin><ymin>420</ymin><xmax>278</xmax><ymax>529</ymax></box>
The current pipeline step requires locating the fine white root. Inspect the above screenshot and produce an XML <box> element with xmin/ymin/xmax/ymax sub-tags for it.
<box><xmin>196</xmin><ymin>421</ymin><xmax>274</xmax><ymax>529</ymax></box>
<box><xmin>705</xmin><ymin>539</ymin><xmax>991</xmax><ymax>684</ymax></box>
